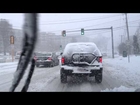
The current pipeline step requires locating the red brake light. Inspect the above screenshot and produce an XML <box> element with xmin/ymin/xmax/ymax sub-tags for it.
<box><xmin>48</xmin><ymin>57</ymin><xmax>52</xmax><ymax>60</ymax></box>
<box><xmin>34</xmin><ymin>56</ymin><xmax>37</xmax><ymax>60</ymax></box>
<box><xmin>99</xmin><ymin>57</ymin><xmax>102</xmax><ymax>63</ymax></box>
<box><xmin>61</xmin><ymin>57</ymin><xmax>65</xmax><ymax>64</ymax></box>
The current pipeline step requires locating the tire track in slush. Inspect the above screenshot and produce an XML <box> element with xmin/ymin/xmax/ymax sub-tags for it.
<box><xmin>0</xmin><ymin>65</ymin><xmax>57</xmax><ymax>91</ymax></box>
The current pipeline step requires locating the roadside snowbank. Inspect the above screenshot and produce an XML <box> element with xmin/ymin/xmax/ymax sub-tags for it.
<box><xmin>101</xmin><ymin>85</ymin><xmax>135</xmax><ymax>92</ymax></box>
<box><xmin>102</xmin><ymin>55</ymin><xmax>140</xmax><ymax>91</ymax></box>
<box><xmin>0</xmin><ymin>62</ymin><xmax>18</xmax><ymax>67</ymax></box>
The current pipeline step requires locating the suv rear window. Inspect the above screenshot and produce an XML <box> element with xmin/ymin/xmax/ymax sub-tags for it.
<box><xmin>63</xmin><ymin>42</ymin><xmax>102</xmax><ymax>57</ymax></box>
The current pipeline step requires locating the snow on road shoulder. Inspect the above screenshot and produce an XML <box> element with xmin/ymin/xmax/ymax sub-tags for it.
<box><xmin>103</xmin><ymin>55</ymin><xmax>140</xmax><ymax>91</ymax></box>
<box><xmin>0</xmin><ymin>62</ymin><xmax>18</xmax><ymax>74</ymax></box>
<box><xmin>28</xmin><ymin>70</ymin><xmax>59</xmax><ymax>92</ymax></box>
<box><xmin>0</xmin><ymin>62</ymin><xmax>18</xmax><ymax>66</ymax></box>
<box><xmin>101</xmin><ymin>85</ymin><xmax>135</xmax><ymax>92</ymax></box>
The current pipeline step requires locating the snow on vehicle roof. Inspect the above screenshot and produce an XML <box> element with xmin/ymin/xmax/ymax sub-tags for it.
<box><xmin>63</xmin><ymin>42</ymin><xmax>102</xmax><ymax>56</ymax></box>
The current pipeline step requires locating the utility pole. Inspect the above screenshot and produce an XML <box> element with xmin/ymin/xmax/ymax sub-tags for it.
<box><xmin>125</xmin><ymin>13</ymin><xmax>130</xmax><ymax>63</ymax></box>
<box><xmin>120</xmin><ymin>35</ymin><xmax>123</xmax><ymax>43</ymax></box>
<box><xmin>111</xmin><ymin>26</ymin><xmax>114</xmax><ymax>58</ymax></box>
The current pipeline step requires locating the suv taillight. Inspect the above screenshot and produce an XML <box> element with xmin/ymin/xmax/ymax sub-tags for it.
<box><xmin>99</xmin><ymin>57</ymin><xmax>102</xmax><ymax>63</ymax></box>
<box><xmin>61</xmin><ymin>57</ymin><xmax>65</xmax><ymax>64</ymax></box>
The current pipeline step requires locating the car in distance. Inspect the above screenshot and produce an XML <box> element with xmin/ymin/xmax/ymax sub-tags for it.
<box><xmin>35</xmin><ymin>52</ymin><xmax>59</xmax><ymax>67</ymax></box>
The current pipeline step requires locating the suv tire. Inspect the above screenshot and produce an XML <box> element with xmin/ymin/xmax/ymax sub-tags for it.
<box><xmin>95</xmin><ymin>69</ymin><xmax>103</xmax><ymax>83</ymax></box>
<box><xmin>60</xmin><ymin>69</ymin><xmax>67</xmax><ymax>83</ymax></box>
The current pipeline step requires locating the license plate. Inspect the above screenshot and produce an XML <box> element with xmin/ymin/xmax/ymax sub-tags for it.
<box><xmin>78</xmin><ymin>68</ymin><xmax>88</xmax><ymax>72</ymax></box>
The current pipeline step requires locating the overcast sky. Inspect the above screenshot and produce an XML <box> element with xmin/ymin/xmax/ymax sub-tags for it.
<box><xmin>0</xmin><ymin>13</ymin><xmax>140</xmax><ymax>48</ymax></box>
<box><xmin>0</xmin><ymin>13</ymin><xmax>140</xmax><ymax>34</ymax></box>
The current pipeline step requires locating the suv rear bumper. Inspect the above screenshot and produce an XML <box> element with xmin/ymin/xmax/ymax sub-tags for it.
<box><xmin>60</xmin><ymin>65</ymin><xmax>103</xmax><ymax>76</ymax></box>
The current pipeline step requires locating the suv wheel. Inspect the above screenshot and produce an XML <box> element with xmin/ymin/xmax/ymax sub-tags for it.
<box><xmin>95</xmin><ymin>69</ymin><xmax>102</xmax><ymax>83</ymax></box>
<box><xmin>60</xmin><ymin>69</ymin><xmax>67</xmax><ymax>83</ymax></box>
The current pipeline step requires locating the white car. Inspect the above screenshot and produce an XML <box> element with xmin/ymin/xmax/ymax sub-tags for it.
<box><xmin>60</xmin><ymin>42</ymin><xmax>103</xmax><ymax>83</ymax></box>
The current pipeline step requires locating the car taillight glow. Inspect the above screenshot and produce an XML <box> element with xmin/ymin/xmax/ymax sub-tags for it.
<box><xmin>61</xmin><ymin>57</ymin><xmax>65</xmax><ymax>64</ymax></box>
<box><xmin>34</xmin><ymin>56</ymin><xmax>37</xmax><ymax>60</ymax></box>
<box><xmin>48</xmin><ymin>57</ymin><xmax>52</xmax><ymax>60</ymax></box>
<box><xmin>99</xmin><ymin>57</ymin><xmax>102</xmax><ymax>63</ymax></box>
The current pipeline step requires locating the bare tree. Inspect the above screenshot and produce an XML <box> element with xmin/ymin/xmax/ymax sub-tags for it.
<box><xmin>133</xmin><ymin>35</ymin><xmax>139</xmax><ymax>55</ymax></box>
<box><xmin>118</xmin><ymin>42</ymin><xmax>127</xmax><ymax>55</ymax></box>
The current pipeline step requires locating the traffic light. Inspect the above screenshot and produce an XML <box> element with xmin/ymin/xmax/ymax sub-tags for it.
<box><xmin>62</xmin><ymin>30</ymin><xmax>66</xmax><ymax>37</ymax></box>
<box><xmin>81</xmin><ymin>28</ymin><xmax>84</xmax><ymax>35</ymax></box>
<box><xmin>10</xmin><ymin>35</ymin><xmax>14</xmax><ymax>44</ymax></box>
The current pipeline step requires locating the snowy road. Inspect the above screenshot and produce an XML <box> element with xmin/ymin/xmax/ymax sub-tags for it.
<box><xmin>0</xmin><ymin>60</ymin><xmax>123</xmax><ymax>92</ymax></box>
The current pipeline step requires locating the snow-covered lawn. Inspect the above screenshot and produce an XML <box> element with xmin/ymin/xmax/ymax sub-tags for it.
<box><xmin>0</xmin><ymin>62</ymin><xmax>18</xmax><ymax>66</ymax></box>
<box><xmin>0</xmin><ymin>55</ymin><xmax>16</xmax><ymax>63</ymax></box>
<box><xmin>0</xmin><ymin>62</ymin><xmax>18</xmax><ymax>75</ymax></box>
<box><xmin>102</xmin><ymin>55</ymin><xmax>140</xmax><ymax>92</ymax></box>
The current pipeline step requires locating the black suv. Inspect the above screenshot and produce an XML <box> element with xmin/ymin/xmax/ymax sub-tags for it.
<box><xmin>60</xmin><ymin>42</ymin><xmax>103</xmax><ymax>83</ymax></box>
<box><xmin>35</xmin><ymin>52</ymin><xmax>59</xmax><ymax>67</ymax></box>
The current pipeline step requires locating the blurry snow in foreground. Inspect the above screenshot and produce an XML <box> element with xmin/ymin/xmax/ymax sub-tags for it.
<box><xmin>101</xmin><ymin>85</ymin><xmax>135</xmax><ymax>92</ymax></box>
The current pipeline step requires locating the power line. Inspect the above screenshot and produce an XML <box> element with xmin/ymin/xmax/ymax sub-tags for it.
<box><xmin>41</xmin><ymin>14</ymin><xmax>124</xmax><ymax>23</ymax></box>
<box><xmin>45</xmin><ymin>18</ymin><xmax>140</xmax><ymax>33</ymax></box>
<box><xmin>44</xmin><ymin>19</ymin><xmax>122</xmax><ymax>32</ymax></box>
<box><xmin>129</xmin><ymin>19</ymin><xmax>140</xmax><ymax>23</ymax></box>
<box><xmin>119</xmin><ymin>14</ymin><xmax>124</xmax><ymax>37</ymax></box>
<box><xmin>40</xmin><ymin>15</ymin><xmax>122</xmax><ymax>25</ymax></box>
<box><xmin>11</xmin><ymin>18</ymin><xmax>140</xmax><ymax>34</ymax></box>
<box><xmin>40</xmin><ymin>18</ymin><xmax>140</xmax><ymax>33</ymax></box>
<box><xmin>40</xmin><ymin>14</ymin><xmax>140</xmax><ymax>25</ymax></box>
